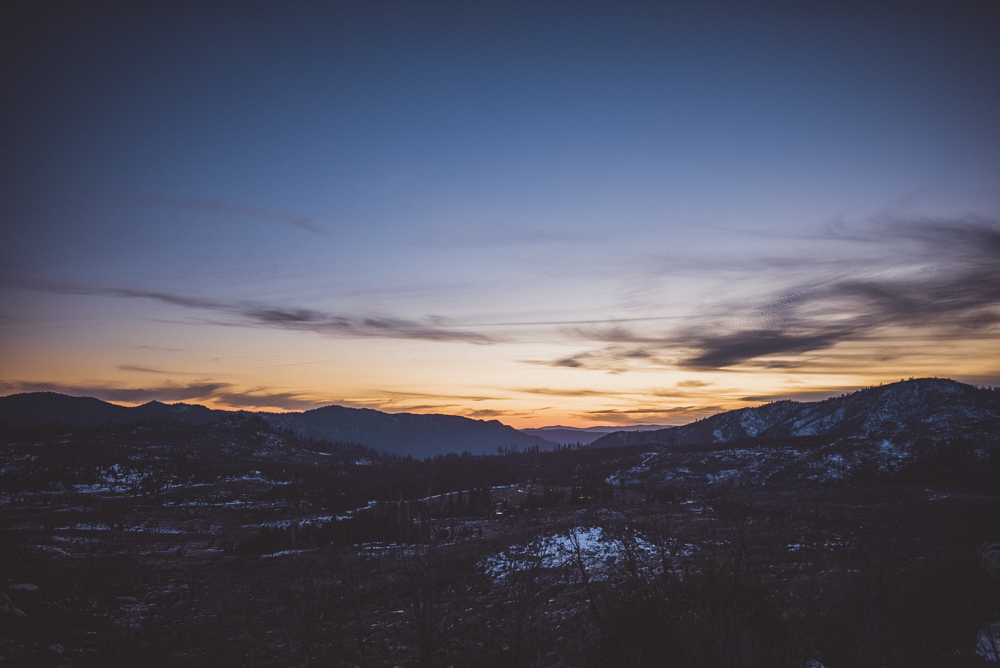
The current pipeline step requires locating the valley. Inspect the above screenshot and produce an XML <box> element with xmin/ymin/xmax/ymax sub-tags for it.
<box><xmin>2</xmin><ymin>379</ymin><xmax>1000</xmax><ymax>667</ymax></box>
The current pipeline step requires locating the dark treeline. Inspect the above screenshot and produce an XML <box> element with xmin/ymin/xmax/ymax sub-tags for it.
<box><xmin>237</xmin><ymin>489</ymin><xmax>497</xmax><ymax>554</ymax></box>
<box><xmin>236</xmin><ymin>514</ymin><xmax>429</xmax><ymax>554</ymax></box>
<box><xmin>238</xmin><ymin>479</ymin><xmax>639</xmax><ymax>554</ymax></box>
<box><xmin>0</xmin><ymin>417</ymin><xmax>518</xmax><ymax>511</ymax></box>
<box><xmin>5</xmin><ymin>415</ymin><xmax>999</xmax><ymax>521</ymax></box>
<box><xmin>892</xmin><ymin>432</ymin><xmax>1000</xmax><ymax>490</ymax></box>
<box><xmin>0</xmin><ymin>417</ymin><xmax>651</xmax><ymax>512</ymax></box>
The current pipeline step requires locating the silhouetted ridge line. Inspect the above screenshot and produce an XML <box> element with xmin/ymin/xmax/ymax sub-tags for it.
<box><xmin>0</xmin><ymin>392</ymin><xmax>556</xmax><ymax>457</ymax></box>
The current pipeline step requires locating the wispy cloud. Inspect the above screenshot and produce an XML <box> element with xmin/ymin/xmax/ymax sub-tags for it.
<box><xmin>5</xmin><ymin>217</ymin><xmax>996</xmax><ymax>375</ymax></box>
<box><xmin>573</xmin><ymin>404</ymin><xmax>717</xmax><ymax>425</ymax></box>
<box><xmin>676</xmin><ymin>221</ymin><xmax>1000</xmax><ymax>369</ymax></box>
<box><xmin>213</xmin><ymin>387</ymin><xmax>326</xmax><ymax>411</ymax></box>
<box><xmin>535</xmin><ymin>345</ymin><xmax>675</xmax><ymax>373</ymax></box>
<box><xmin>461</xmin><ymin>408</ymin><xmax>509</xmax><ymax>419</ymax></box>
<box><xmin>678</xmin><ymin>327</ymin><xmax>852</xmax><ymax>370</ymax></box>
<box><xmin>371</xmin><ymin>389</ymin><xmax>503</xmax><ymax>402</ymax></box>
<box><xmin>1</xmin><ymin>275</ymin><xmax>498</xmax><ymax>345</ymax></box>
<box><xmin>517</xmin><ymin>385</ymin><xmax>733</xmax><ymax>402</ymax></box>
<box><xmin>338</xmin><ymin>399</ymin><xmax>463</xmax><ymax>413</ymax></box>
<box><xmin>545</xmin><ymin>218</ymin><xmax>1000</xmax><ymax>372</ymax></box>
<box><xmin>458</xmin><ymin>406</ymin><xmax>555</xmax><ymax>420</ymax></box>
<box><xmin>144</xmin><ymin>197</ymin><xmax>328</xmax><ymax>235</ymax></box>
<box><xmin>117</xmin><ymin>364</ymin><xmax>198</xmax><ymax>375</ymax></box>
<box><xmin>231</xmin><ymin>306</ymin><xmax>498</xmax><ymax>343</ymax></box>
<box><xmin>517</xmin><ymin>387</ymin><xmax>611</xmax><ymax>397</ymax></box>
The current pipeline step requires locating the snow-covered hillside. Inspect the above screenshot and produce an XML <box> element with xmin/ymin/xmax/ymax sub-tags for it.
<box><xmin>591</xmin><ymin>378</ymin><xmax>1000</xmax><ymax>449</ymax></box>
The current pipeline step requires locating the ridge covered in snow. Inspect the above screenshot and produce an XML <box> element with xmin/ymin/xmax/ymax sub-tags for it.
<box><xmin>590</xmin><ymin>378</ymin><xmax>1000</xmax><ymax>449</ymax></box>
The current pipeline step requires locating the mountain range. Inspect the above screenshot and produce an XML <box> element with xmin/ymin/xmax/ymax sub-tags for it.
<box><xmin>589</xmin><ymin>378</ymin><xmax>1000</xmax><ymax>449</ymax></box>
<box><xmin>3</xmin><ymin>378</ymin><xmax>997</xmax><ymax>457</ymax></box>
<box><xmin>520</xmin><ymin>424</ymin><xmax>672</xmax><ymax>446</ymax></box>
<box><xmin>259</xmin><ymin>406</ymin><xmax>555</xmax><ymax>458</ymax></box>
<box><xmin>0</xmin><ymin>392</ymin><xmax>555</xmax><ymax>457</ymax></box>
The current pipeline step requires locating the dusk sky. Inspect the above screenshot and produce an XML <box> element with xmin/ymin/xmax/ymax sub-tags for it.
<box><xmin>2</xmin><ymin>1</ymin><xmax>998</xmax><ymax>427</ymax></box>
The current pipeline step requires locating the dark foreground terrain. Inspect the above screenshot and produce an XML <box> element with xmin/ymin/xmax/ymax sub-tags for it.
<box><xmin>2</xmin><ymin>415</ymin><xmax>1000</xmax><ymax>667</ymax></box>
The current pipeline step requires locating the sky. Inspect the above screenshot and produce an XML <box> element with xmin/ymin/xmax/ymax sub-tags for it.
<box><xmin>1</xmin><ymin>0</ymin><xmax>999</xmax><ymax>428</ymax></box>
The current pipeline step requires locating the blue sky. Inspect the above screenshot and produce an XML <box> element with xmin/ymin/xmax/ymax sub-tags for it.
<box><xmin>2</xmin><ymin>1</ymin><xmax>998</xmax><ymax>426</ymax></box>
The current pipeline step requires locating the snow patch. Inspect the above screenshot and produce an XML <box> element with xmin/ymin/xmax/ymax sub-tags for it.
<box><xmin>481</xmin><ymin>526</ymin><xmax>695</xmax><ymax>581</ymax></box>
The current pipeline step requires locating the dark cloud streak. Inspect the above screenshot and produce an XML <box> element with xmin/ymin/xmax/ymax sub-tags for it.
<box><xmin>682</xmin><ymin>220</ymin><xmax>1000</xmax><ymax>368</ymax></box>
<box><xmin>1</xmin><ymin>274</ymin><xmax>497</xmax><ymax>345</ymax></box>
<box><xmin>678</xmin><ymin>327</ymin><xmax>854</xmax><ymax>370</ymax></box>
<box><xmin>518</xmin><ymin>388</ymin><xmax>610</xmax><ymax>397</ymax></box>
<box><xmin>117</xmin><ymin>364</ymin><xmax>195</xmax><ymax>375</ymax></box>
<box><xmin>547</xmin><ymin>218</ymin><xmax>1000</xmax><ymax>372</ymax></box>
